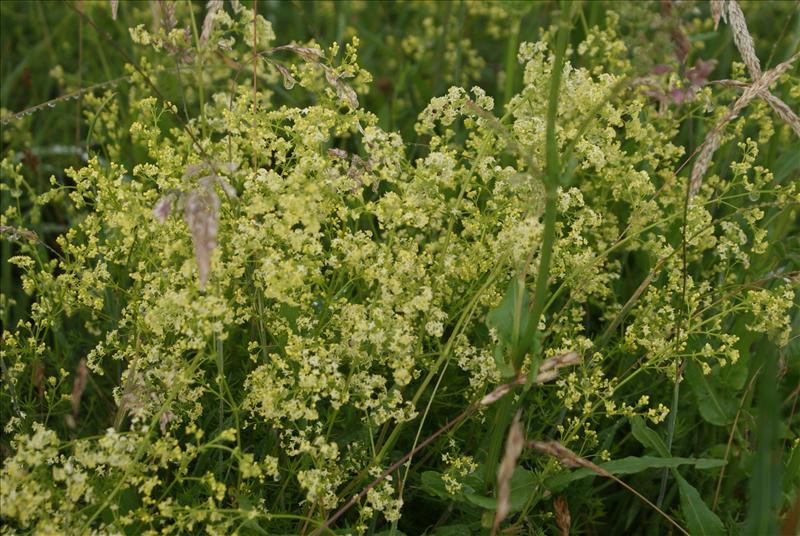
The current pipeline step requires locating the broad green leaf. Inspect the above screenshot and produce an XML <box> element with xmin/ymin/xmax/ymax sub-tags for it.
<box><xmin>598</xmin><ymin>456</ymin><xmax>726</xmax><ymax>474</ymax></box>
<box><xmin>420</xmin><ymin>467</ymin><xmax>536</xmax><ymax>515</ymax></box>
<box><xmin>675</xmin><ymin>472</ymin><xmax>725</xmax><ymax>536</ymax></box>
<box><xmin>420</xmin><ymin>471</ymin><xmax>451</xmax><ymax>500</ymax></box>
<box><xmin>685</xmin><ymin>360</ymin><xmax>736</xmax><ymax>426</ymax></box>
<box><xmin>237</xmin><ymin>495</ymin><xmax>269</xmax><ymax>535</ymax></box>
<box><xmin>629</xmin><ymin>416</ymin><xmax>670</xmax><ymax>457</ymax></box>
<box><xmin>545</xmin><ymin>456</ymin><xmax>726</xmax><ymax>491</ymax></box>
<box><xmin>773</xmin><ymin>145</ymin><xmax>800</xmax><ymax>184</ymax></box>
<box><xmin>492</xmin><ymin>345</ymin><xmax>516</xmax><ymax>379</ymax></box>
<box><xmin>486</xmin><ymin>277</ymin><xmax>529</xmax><ymax>377</ymax></box>
<box><xmin>486</xmin><ymin>277</ymin><xmax>530</xmax><ymax>347</ymax></box>
<box><xmin>463</xmin><ymin>467</ymin><xmax>536</xmax><ymax>512</ymax></box>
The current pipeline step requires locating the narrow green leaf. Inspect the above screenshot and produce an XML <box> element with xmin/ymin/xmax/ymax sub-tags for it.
<box><xmin>674</xmin><ymin>472</ymin><xmax>725</xmax><ymax>536</ymax></box>
<box><xmin>745</xmin><ymin>346</ymin><xmax>783</xmax><ymax>535</ymax></box>
<box><xmin>544</xmin><ymin>456</ymin><xmax>726</xmax><ymax>491</ymax></box>
<box><xmin>694</xmin><ymin>458</ymin><xmax>728</xmax><ymax>470</ymax></box>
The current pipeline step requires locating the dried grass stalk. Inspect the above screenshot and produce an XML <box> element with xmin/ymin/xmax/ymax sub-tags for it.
<box><xmin>269</xmin><ymin>44</ymin><xmax>324</xmax><ymax>62</ymax></box>
<box><xmin>759</xmin><ymin>91</ymin><xmax>800</xmax><ymax>137</ymax></box>
<box><xmin>0</xmin><ymin>225</ymin><xmax>38</xmax><ymax>242</ymax></box>
<box><xmin>200</xmin><ymin>0</ymin><xmax>223</xmax><ymax>45</ymax></box>
<box><xmin>158</xmin><ymin>0</ymin><xmax>177</xmax><ymax>31</ymax></box>
<box><xmin>554</xmin><ymin>496</ymin><xmax>571</xmax><ymax>536</ymax></box>
<box><xmin>182</xmin><ymin>186</ymin><xmax>220</xmax><ymax>290</ymax></box>
<box><xmin>324</xmin><ymin>67</ymin><xmax>359</xmax><ymax>109</ymax></box>
<box><xmin>690</xmin><ymin>53</ymin><xmax>799</xmax><ymax>196</ymax></box>
<box><xmin>689</xmin><ymin>133</ymin><xmax>721</xmax><ymax>197</ymax></box>
<box><xmin>480</xmin><ymin>351</ymin><xmax>581</xmax><ymax>405</ymax></box>
<box><xmin>115</xmin><ymin>363</ymin><xmax>146</xmax><ymax>430</ymax></box>
<box><xmin>725</xmin><ymin>0</ymin><xmax>761</xmax><ymax>79</ymax></box>
<box><xmin>153</xmin><ymin>163</ymin><xmax>236</xmax><ymax>289</ymax></box>
<box><xmin>715</xmin><ymin>79</ymin><xmax>800</xmax><ymax>137</ymax></box>
<box><xmin>529</xmin><ymin>440</ymin><xmax>591</xmax><ymax>469</ymax></box>
<box><xmin>493</xmin><ymin>410</ymin><xmax>525</xmax><ymax>535</ymax></box>
<box><xmin>109</xmin><ymin>0</ymin><xmax>118</xmax><ymax>20</ymax></box>
<box><xmin>268</xmin><ymin>44</ymin><xmax>359</xmax><ymax>108</ymax></box>
<box><xmin>153</xmin><ymin>195</ymin><xmax>174</xmax><ymax>224</ymax></box>
<box><xmin>529</xmin><ymin>440</ymin><xmax>690</xmax><ymax>536</ymax></box>
<box><xmin>710</xmin><ymin>0</ymin><xmax>725</xmax><ymax>31</ymax></box>
<box><xmin>273</xmin><ymin>63</ymin><xmax>296</xmax><ymax>90</ymax></box>
<box><xmin>70</xmin><ymin>358</ymin><xmax>89</xmax><ymax>424</ymax></box>
<box><xmin>159</xmin><ymin>410</ymin><xmax>176</xmax><ymax>434</ymax></box>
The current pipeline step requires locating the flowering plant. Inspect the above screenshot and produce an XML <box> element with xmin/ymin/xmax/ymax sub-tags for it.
<box><xmin>1</xmin><ymin>1</ymin><xmax>798</xmax><ymax>534</ymax></box>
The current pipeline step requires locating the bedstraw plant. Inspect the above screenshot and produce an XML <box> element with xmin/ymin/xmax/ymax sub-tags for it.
<box><xmin>1</xmin><ymin>1</ymin><xmax>798</xmax><ymax>534</ymax></box>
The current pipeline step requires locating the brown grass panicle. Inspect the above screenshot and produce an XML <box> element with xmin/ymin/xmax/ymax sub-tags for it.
<box><xmin>689</xmin><ymin>0</ymin><xmax>798</xmax><ymax>197</ymax></box>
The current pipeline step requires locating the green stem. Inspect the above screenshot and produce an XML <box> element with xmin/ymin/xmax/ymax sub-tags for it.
<box><xmin>215</xmin><ymin>335</ymin><xmax>225</xmax><ymax>434</ymax></box>
<box><xmin>514</xmin><ymin>3</ymin><xmax>570</xmax><ymax>368</ymax></box>
<box><xmin>487</xmin><ymin>4</ymin><xmax>572</xmax><ymax>490</ymax></box>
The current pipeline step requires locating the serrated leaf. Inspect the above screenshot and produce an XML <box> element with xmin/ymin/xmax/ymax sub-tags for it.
<box><xmin>629</xmin><ymin>417</ymin><xmax>670</xmax><ymax>457</ymax></box>
<box><xmin>685</xmin><ymin>360</ymin><xmax>736</xmax><ymax>426</ymax></box>
<box><xmin>675</xmin><ymin>472</ymin><xmax>725</xmax><ymax>536</ymax></box>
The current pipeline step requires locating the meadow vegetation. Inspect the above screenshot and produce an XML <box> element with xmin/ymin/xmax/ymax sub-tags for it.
<box><xmin>1</xmin><ymin>1</ymin><xmax>798</xmax><ymax>534</ymax></box>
